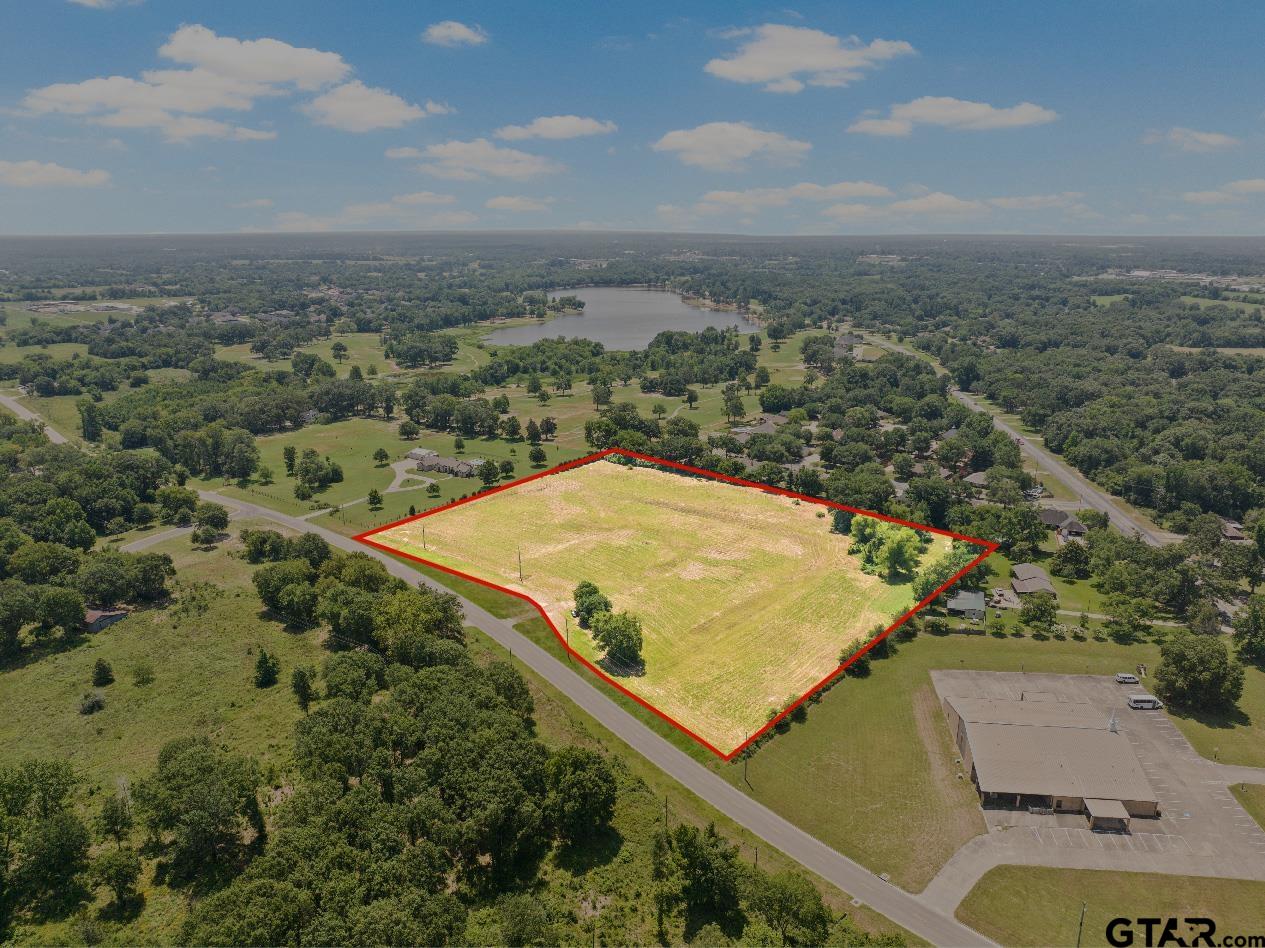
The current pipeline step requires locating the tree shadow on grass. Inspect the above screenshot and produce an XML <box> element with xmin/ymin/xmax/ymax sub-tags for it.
<box><xmin>552</xmin><ymin>826</ymin><xmax>625</xmax><ymax>876</ymax></box>
<box><xmin>1168</xmin><ymin>702</ymin><xmax>1252</xmax><ymax>731</ymax></box>
<box><xmin>597</xmin><ymin>654</ymin><xmax>645</xmax><ymax>678</ymax></box>
<box><xmin>99</xmin><ymin>892</ymin><xmax>146</xmax><ymax>924</ymax></box>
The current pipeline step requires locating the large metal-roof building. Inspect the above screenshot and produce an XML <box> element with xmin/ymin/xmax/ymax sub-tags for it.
<box><xmin>942</xmin><ymin>695</ymin><xmax>1159</xmax><ymax>828</ymax></box>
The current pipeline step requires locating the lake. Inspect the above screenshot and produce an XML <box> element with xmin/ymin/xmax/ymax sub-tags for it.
<box><xmin>483</xmin><ymin>286</ymin><xmax>757</xmax><ymax>350</ymax></box>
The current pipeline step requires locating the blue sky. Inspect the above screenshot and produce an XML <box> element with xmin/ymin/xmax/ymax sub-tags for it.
<box><xmin>2</xmin><ymin>1</ymin><xmax>1263</xmax><ymax>235</ymax></box>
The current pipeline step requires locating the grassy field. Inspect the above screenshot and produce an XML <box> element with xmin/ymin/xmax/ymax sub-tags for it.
<box><xmin>957</xmin><ymin>866</ymin><xmax>1265</xmax><ymax>947</ymax></box>
<box><xmin>369</xmin><ymin>457</ymin><xmax>944</xmax><ymax>754</ymax></box>
<box><xmin>0</xmin><ymin>519</ymin><xmax>322</xmax><ymax>791</ymax></box>
<box><xmin>1231</xmin><ymin>783</ymin><xmax>1265</xmax><ymax>831</ymax></box>
<box><xmin>1091</xmin><ymin>293</ymin><xmax>1131</xmax><ymax>306</ymax></box>
<box><xmin>477</xmin><ymin>600</ymin><xmax>1172</xmax><ymax>892</ymax></box>
<box><xmin>1180</xmin><ymin>294</ymin><xmax>1265</xmax><ymax>314</ymax></box>
<box><xmin>0</xmin><ymin>340</ymin><xmax>90</xmax><ymax>363</ymax></box>
<box><xmin>464</xmin><ymin>626</ymin><xmax>919</xmax><ymax>946</ymax></box>
<box><xmin>216</xmin><ymin>330</ymin><xmax>487</xmax><ymax>379</ymax></box>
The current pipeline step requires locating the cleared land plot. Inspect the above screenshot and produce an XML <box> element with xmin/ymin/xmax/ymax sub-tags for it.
<box><xmin>957</xmin><ymin>867</ymin><xmax>1265</xmax><ymax>947</ymax></box>
<box><xmin>365</xmin><ymin>457</ymin><xmax>949</xmax><ymax>754</ymax></box>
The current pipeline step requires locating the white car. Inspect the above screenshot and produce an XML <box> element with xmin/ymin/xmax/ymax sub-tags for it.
<box><xmin>1115</xmin><ymin>672</ymin><xmax>1140</xmax><ymax>684</ymax></box>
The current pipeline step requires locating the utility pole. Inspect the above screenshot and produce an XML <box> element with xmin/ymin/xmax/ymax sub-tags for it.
<box><xmin>1075</xmin><ymin>901</ymin><xmax>1087</xmax><ymax>948</ymax></box>
<box><xmin>422</xmin><ymin>523</ymin><xmax>426</xmax><ymax>550</ymax></box>
<box><xmin>518</xmin><ymin>545</ymin><xmax>523</xmax><ymax>582</ymax></box>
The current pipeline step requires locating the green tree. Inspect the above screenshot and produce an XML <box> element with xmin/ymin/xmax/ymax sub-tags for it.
<box><xmin>1019</xmin><ymin>591</ymin><xmax>1058</xmax><ymax>633</ymax></box>
<box><xmin>1234</xmin><ymin>595</ymin><xmax>1265</xmax><ymax>665</ymax></box>
<box><xmin>478</xmin><ymin>460</ymin><xmax>500</xmax><ymax>487</ymax></box>
<box><xmin>1050</xmin><ymin>540</ymin><xmax>1091</xmax><ymax>579</ymax></box>
<box><xmin>545</xmin><ymin>748</ymin><xmax>616</xmax><ymax>844</ymax></box>
<box><xmin>90</xmin><ymin>845</ymin><xmax>141</xmax><ymax>907</ymax></box>
<box><xmin>528</xmin><ymin>446</ymin><xmax>547</xmax><ymax>467</ymax></box>
<box><xmin>134</xmin><ymin>737</ymin><xmax>262</xmax><ymax>871</ymax></box>
<box><xmin>291</xmin><ymin>665</ymin><xmax>317</xmax><ymax>712</ymax></box>
<box><xmin>194</xmin><ymin>502</ymin><xmax>229</xmax><ymax>532</ymax></box>
<box><xmin>283</xmin><ymin>445</ymin><xmax>297</xmax><ymax>474</ymax></box>
<box><xmin>331</xmin><ymin>341</ymin><xmax>348</xmax><ymax>363</ymax></box>
<box><xmin>254</xmin><ymin>649</ymin><xmax>280</xmax><ymax>688</ymax></box>
<box><xmin>751</xmin><ymin>869</ymin><xmax>833</xmax><ymax>946</ymax></box>
<box><xmin>96</xmin><ymin>789</ymin><xmax>133</xmax><ymax>845</ymax></box>
<box><xmin>92</xmin><ymin>658</ymin><xmax>114</xmax><ymax>687</ymax></box>
<box><xmin>1155</xmin><ymin>633</ymin><xmax>1245</xmax><ymax>711</ymax></box>
<box><xmin>367</xmin><ymin>488</ymin><xmax>384</xmax><ymax>510</ymax></box>
<box><xmin>373</xmin><ymin>447</ymin><xmax>389</xmax><ymax>465</ymax></box>
<box><xmin>590</xmin><ymin>610</ymin><xmax>643</xmax><ymax>667</ymax></box>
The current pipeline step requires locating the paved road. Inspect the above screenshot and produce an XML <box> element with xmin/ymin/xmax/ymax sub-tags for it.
<box><xmin>199</xmin><ymin>489</ymin><xmax>993</xmax><ymax>947</ymax></box>
<box><xmin>953</xmin><ymin>389</ymin><xmax>1174</xmax><ymax>547</ymax></box>
<box><xmin>0</xmin><ymin>393</ymin><xmax>69</xmax><ymax>443</ymax></box>
<box><xmin>857</xmin><ymin>334</ymin><xmax>1175</xmax><ymax>547</ymax></box>
<box><xmin>11</xmin><ymin>393</ymin><xmax>990</xmax><ymax>943</ymax></box>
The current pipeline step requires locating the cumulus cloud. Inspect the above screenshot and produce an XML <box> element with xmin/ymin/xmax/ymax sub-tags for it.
<box><xmin>693</xmin><ymin>181</ymin><xmax>891</xmax><ymax>214</ymax></box>
<box><xmin>263</xmin><ymin>192</ymin><xmax>470</xmax><ymax>232</ymax></box>
<box><xmin>705</xmin><ymin>24</ymin><xmax>913</xmax><ymax>93</ymax></box>
<box><xmin>0</xmin><ymin>159</ymin><xmax>111</xmax><ymax>188</ymax></box>
<box><xmin>652</xmin><ymin>122</ymin><xmax>810</xmax><ymax>171</ymax></box>
<box><xmin>820</xmin><ymin>190</ymin><xmax>987</xmax><ymax>223</ymax></box>
<box><xmin>385</xmin><ymin>146</ymin><xmax>422</xmax><ymax>159</ymax></box>
<box><xmin>986</xmin><ymin>191</ymin><xmax>1085</xmax><ymax>210</ymax></box>
<box><xmin>302</xmin><ymin>81</ymin><xmax>427</xmax><ymax>132</ymax></box>
<box><xmin>158</xmin><ymin>24</ymin><xmax>349</xmax><ymax>90</ymax></box>
<box><xmin>422</xmin><ymin>21</ymin><xmax>488</xmax><ymax>47</ymax></box>
<box><xmin>1182</xmin><ymin>178</ymin><xmax>1265</xmax><ymax>204</ymax></box>
<box><xmin>495</xmin><ymin>115</ymin><xmax>617</xmax><ymax>140</ymax></box>
<box><xmin>22</xmin><ymin>24</ymin><xmax>426</xmax><ymax>142</ymax></box>
<box><xmin>849</xmin><ymin>96</ymin><xmax>1058</xmax><ymax>136</ymax></box>
<box><xmin>415</xmin><ymin>139</ymin><xmax>563</xmax><ymax>180</ymax></box>
<box><xmin>232</xmin><ymin>197</ymin><xmax>273</xmax><ymax>208</ymax></box>
<box><xmin>485</xmin><ymin>195</ymin><xmax>552</xmax><ymax>212</ymax></box>
<box><xmin>1144</xmin><ymin>126</ymin><xmax>1240</xmax><ymax>153</ymax></box>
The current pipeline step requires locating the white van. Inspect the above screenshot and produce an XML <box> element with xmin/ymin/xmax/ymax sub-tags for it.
<box><xmin>1127</xmin><ymin>694</ymin><xmax>1163</xmax><ymax>710</ymax></box>
<box><xmin>1115</xmin><ymin>672</ymin><xmax>1140</xmax><ymax>684</ymax></box>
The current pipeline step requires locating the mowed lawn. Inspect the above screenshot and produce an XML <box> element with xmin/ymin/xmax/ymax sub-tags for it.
<box><xmin>1231</xmin><ymin>783</ymin><xmax>1265</xmax><ymax>832</ymax></box>
<box><xmin>369</xmin><ymin>458</ymin><xmax>938</xmax><ymax>754</ymax></box>
<box><xmin>957</xmin><ymin>867</ymin><xmax>1265</xmax><ymax>947</ymax></box>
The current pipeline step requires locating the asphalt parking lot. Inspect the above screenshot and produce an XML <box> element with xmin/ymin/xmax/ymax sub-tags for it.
<box><xmin>931</xmin><ymin>671</ymin><xmax>1265</xmax><ymax>865</ymax></box>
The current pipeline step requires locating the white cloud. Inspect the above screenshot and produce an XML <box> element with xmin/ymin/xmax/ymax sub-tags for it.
<box><xmin>652</xmin><ymin>122</ymin><xmax>810</xmax><ymax>171</ymax></box>
<box><xmin>821</xmin><ymin>190</ymin><xmax>986</xmax><ymax>222</ymax></box>
<box><xmin>302</xmin><ymin>81</ymin><xmax>425</xmax><ymax>132</ymax></box>
<box><xmin>232</xmin><ymin>197</ymin><xmax>273</xmax><ymax>208</ymax></box>
<box><xmin>385</xmin><ymin>146</ymin><xmax>422</xmax><ymax>159</ymax></box>
<box><xmin>422</xmin><ymin>21</ymin><xmax>488</xmax><ymax>47</ymax></box>
<box><xmin>264</xmin><ymin>192</ymin><xmax>472</xmax><ymax>232</ymax></box>
<box><xmin>67</xmin><ymin>0</ymin><xmax>134</xmax><ymax>7</ymax></box>
<box><xmin>415</xmin><ymin>139</ymin><xmax>563</xmax><ymax>180</ymax></box>
<box><xmin>849</xmin><ymin>96</ymin><xmax>1058</xmax><ymax>136</ymax></box>
<box><xmin>986</xmin><ymin>191</ymin><xmax>1084</xmax><ymax>210</ymax></box>
<box><xmin>495</xmin><ymin>115</ymin><xmax>617</xmax><ymax>140</ymax></box>
<box><xmin>158</xmin><ymin>24</ymin><xmax>349</xmax><ymax>90</ymax></box>
<box><xmin>695</xmin><ymin>180</ymin><xmax>891</xmax><ymax>213</ymax></box>
<box><xmin>1183</xmin><ymin>178</ymin><xmax>1265</xmax><ymax>204</ymax></box>
<box><xmin>22</xmin><ymin>24</ymin><xmax>421</xmax><ymax>142</ymax></box>
<box><xmin>1144</xmin><ymin>126</ymin><xmax>1240</xmax><ymax>153</ymax></box>
<box><xmin>705</xmin><ymin>24</ymin><xmax>913</xmax><ymax>93</ymax></box>
<box><xmin>0</xmin><ymin>159</ymin><xmax>110</xmax><ymax>188</ymax></box>
<box><xmin>485</xmin><ymin>195</ymin><xmax>552</xmax><ymax>212</ymax></box>
<box><xmin>655</xmin><ymin>204</ymin><xmax>698</xmax><ymax>229</ymax></box>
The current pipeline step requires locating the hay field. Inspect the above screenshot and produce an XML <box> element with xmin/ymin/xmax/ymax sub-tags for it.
<box><xmin>370</xmin><ymin>459</ymin><xmax>939</xmax><ymax>753</ymax></box>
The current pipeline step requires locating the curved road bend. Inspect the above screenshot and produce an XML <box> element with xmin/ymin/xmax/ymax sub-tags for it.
<box><xmin>0</xmin><ymin>393</ymin><xmax>69</xmax><ymax>444</ymax></box>
<box><xmin>8</xmin><ymin>393</ymin><xmax>992</xmax><ymax>944</ymax></box>
<box><xmin>857</xmin><ymin>335</ymin><xmax>1173</xmax><ymax>547</ymax></box>
<box><xmin>199</xmin><ymin>490</ymin><xmax>994</xmax><ymax>947</ymax></box>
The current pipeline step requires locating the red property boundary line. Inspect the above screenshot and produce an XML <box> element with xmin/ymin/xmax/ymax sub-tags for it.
<box><xmin>355</xmin><ymin>447</ymin><xmax>997</xmax><ymax>762</ymax></box>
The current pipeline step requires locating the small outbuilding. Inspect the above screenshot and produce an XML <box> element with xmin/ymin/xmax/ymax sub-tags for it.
<box><xmin>84</xmin><ymin>609</ymin><xmax>129</xmax><ymax>633</ymax></box>
<box><xmin>946</xmin><ymin>590</ymin><xmax>987</xmax><ymax>621</ymax></box>
<box><xmin>406</xmin><ymin>447</ymin><xmax>438</xmax><ymax>462</ymax></box>
<box><xmin>1011</xmin><ymin>563</ymin><xmax>1056</xmax><ymax>597</ymax></box>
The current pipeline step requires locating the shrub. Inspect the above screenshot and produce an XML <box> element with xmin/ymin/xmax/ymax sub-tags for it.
<box><xmin>92</xmin><ymin>659</ymin><xmax>114</xmax><ymax>686</ymax></box>
<box><xmin>80</xmin><ymin>691</ymin><xmax>106</xmax><ymax>715</ymax></box>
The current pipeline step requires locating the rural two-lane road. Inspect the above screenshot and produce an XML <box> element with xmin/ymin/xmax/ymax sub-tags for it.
<box><xmin>858</xmin><ymin>335</ymin><xmax>1175</xmax><ymax>547</ymax></box>
<box><xmin>9</xmin><ymin>391</ymin><xmax>993</xmax><ymax>945</ymax></box>
<box><xmin>201</xmin><ymin>491</ymin><xmax>993</xmax><ymax>947</ymax></box>
<box><xmin>0</xmin><ymin>392</ymin><xmax>69</xmax><ymax>443</ymax></box>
